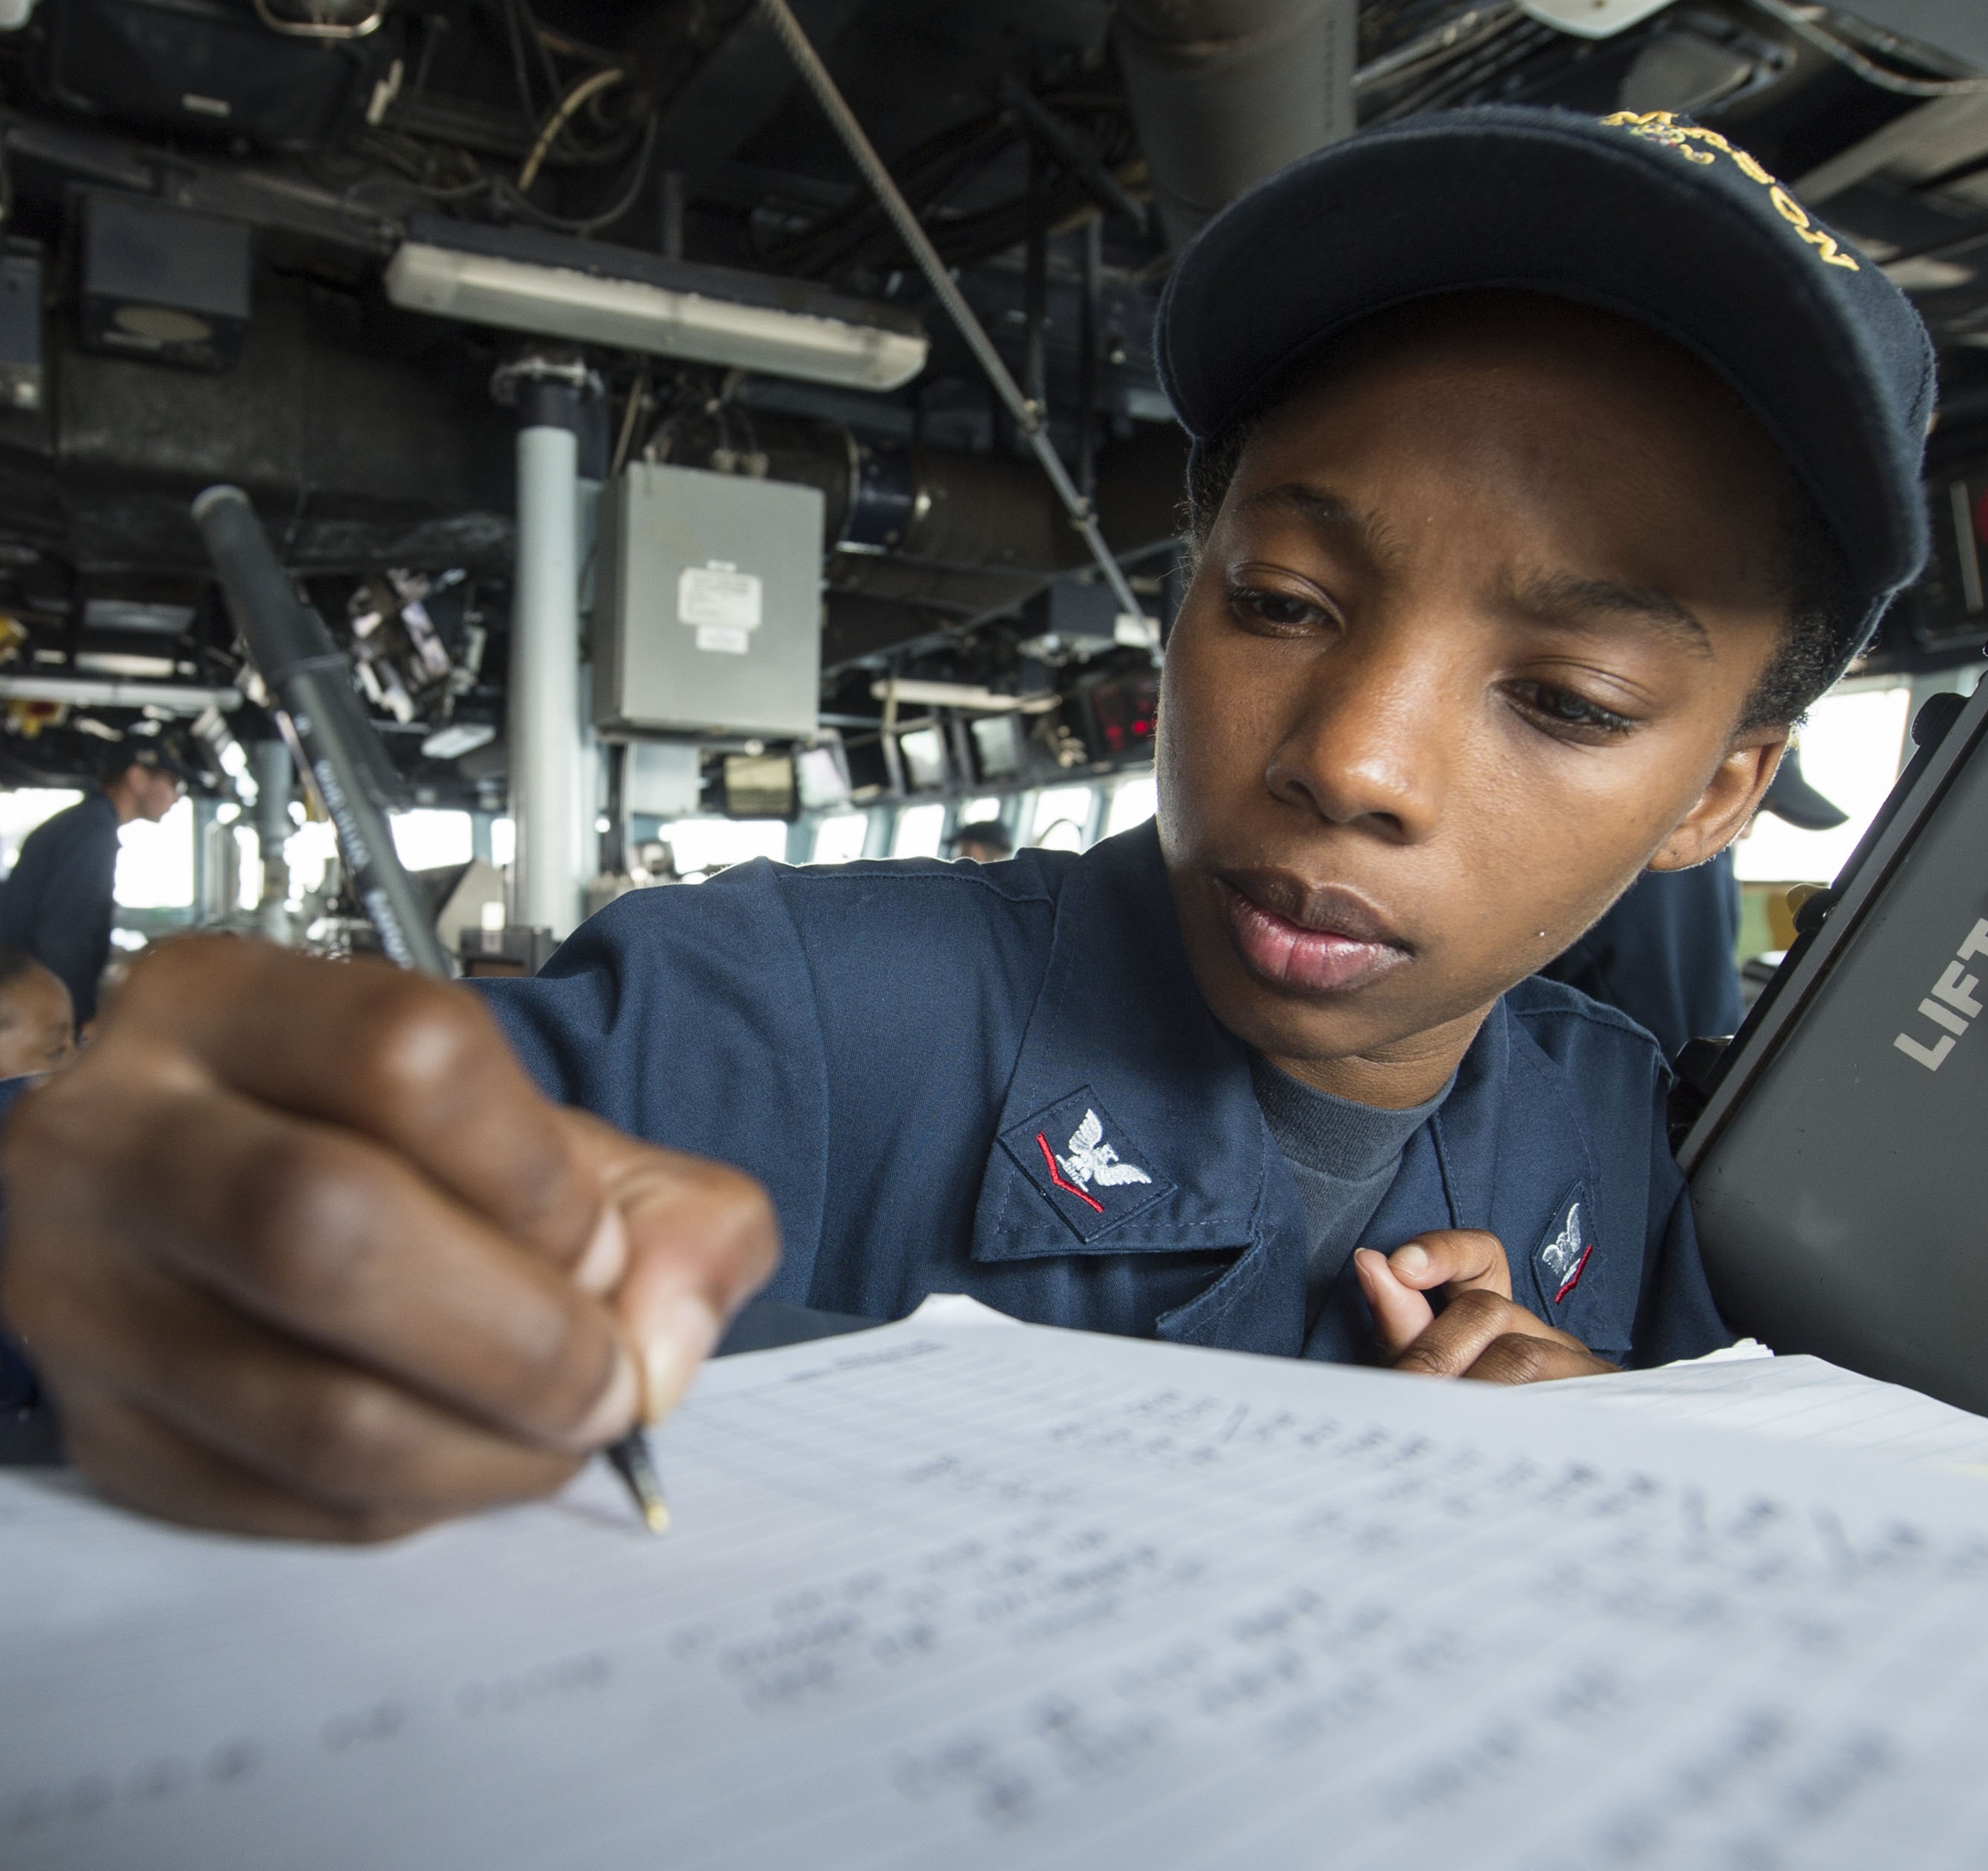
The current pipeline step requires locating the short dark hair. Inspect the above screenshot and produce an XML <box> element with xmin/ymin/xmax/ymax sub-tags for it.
<box><xmin>951</xmin><ymin>819</ymin><xmax>1012</xmax><ymax>856</ymax></box>
<box><xmin>1182</xmin><ymin>392</ymin><xmax>1856</xmax><ymax>735</ymax></box>
<box><xmin>107</xmin><ymin>743</ymin><xmax>193</xmax><ymax>786</ymax></box>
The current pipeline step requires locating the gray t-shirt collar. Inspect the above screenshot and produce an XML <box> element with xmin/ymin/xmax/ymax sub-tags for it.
<box><xmin>1247</xmin><ymin>1053</ymin><xmax>1454</xmax><ymax>1181</ymax></box>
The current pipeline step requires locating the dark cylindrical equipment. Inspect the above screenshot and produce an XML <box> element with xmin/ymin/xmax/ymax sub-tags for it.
<box><xmin>1114</xmin><ymin>0</ymin><xmax>1358</xmax><ymax>248</ymax></box>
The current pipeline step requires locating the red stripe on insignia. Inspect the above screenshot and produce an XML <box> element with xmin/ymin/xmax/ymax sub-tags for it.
<box><xmin>1036</xmin><ymin>1131</ymin><xmax>1105</xmax><ymax>1213</ymax></box>
<box><xmin>1554</xmin><ymin>1241</ymin><xmax>1594</xmax><ymax>1304</ymax></box>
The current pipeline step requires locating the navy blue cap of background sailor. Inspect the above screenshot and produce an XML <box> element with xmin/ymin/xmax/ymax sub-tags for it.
<box><xmin>1156</xmin><ymin>104</ymin><xmax>1937</xmax><ymax>675</ymax></box>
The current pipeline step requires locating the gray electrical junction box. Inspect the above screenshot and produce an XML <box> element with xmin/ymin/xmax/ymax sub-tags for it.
<box><xmin>593</xmin><ymin>462</ymin><xmax>825</xmax><ymax>742</ymax></box>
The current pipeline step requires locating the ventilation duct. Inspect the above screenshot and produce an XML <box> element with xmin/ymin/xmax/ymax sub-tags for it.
<box><xmin>1114</xmin><ymin>0</ymin><xmax>1358</xmax><ymax>249</ymax></box>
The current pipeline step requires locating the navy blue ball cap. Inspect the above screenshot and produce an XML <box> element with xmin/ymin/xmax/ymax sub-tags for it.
<box><xmin>1156</xmin><ymin>104</ymin><xmax>1937</xmax><ymax>668</ymax></box>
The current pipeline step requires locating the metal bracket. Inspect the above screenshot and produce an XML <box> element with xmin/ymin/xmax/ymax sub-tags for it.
<box><xmin>489</xmin><ymin>354</ymin><xmax>605</xmax><ymax>407</ymax></box>
<box><xmin>251</xmin><ymin>0</ymin><xmax>386</xmax><ymax>40</ymax></box>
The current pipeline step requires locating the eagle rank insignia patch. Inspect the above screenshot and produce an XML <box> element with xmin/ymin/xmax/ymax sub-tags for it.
<box><xmin>999</xmin><ymin>1086</ymin><xmax>1172</xmax><ymax>1242</ymax></box>
<box><xmin>1537</xmin><ymin>1194</ymin><xmax>1594</xmax><ymax>1306</ymax></box>
<box><xmin>1055</xmin><ymin>1108</ymin><xmax>1153</xmax><ymax>1197</ymax></box>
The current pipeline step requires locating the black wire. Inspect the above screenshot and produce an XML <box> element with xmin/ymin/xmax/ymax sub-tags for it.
<box><xmin>341</xmin><ymin>171</ymin><xmax>493</xmax><ymax>219</ymax></box>
<box><xmin>495</xmin><ymin>114</ymin><xmax>658</xmax><ymax>235</ymax></box>
<box><xmin>1356</xmin><ymin>5</ymin><xmax>1519</xmax><ymax>101</ymax></box>
<box><xmin>408</xmin><ymin>13</ymin><xmax>446</xmax><ymax>112</ymax></box>
<box><xmin>1364</xmin><ymin>16</ymin><xmax>1555</xmax><ymax>122</ymax></box>
<box><xmin>513</xmin><ymin>0</ymin><xmax>565</xmax><ymax>113</ymax></box>
<box><xmin>762</xmin><ymin>110</ymin><xmax>1017</xmax><ymax>274</ymax></box>
<box><xmin>1440</xmin><ymin>20</ymin><xmax>1588</xmax><ymax>109</ymax></box>
<box><xmin>504</xmin><ymin>2</ymin><xmax>634</xmax><ymax>172</ymax></box>
<box><xmin>351</xmin><ymin>128</ymin><xmax>478</xmax><ymax>184</ymax></box>
<box><xmin>771</xmin><ymin>94</ymin><xmax>1142</xmax><ymax>278</ymax></box>
<box><xmin>537</xmin><ymin>22</ymin><xmax>621</xmax><ymax>67</ymax></box>
<box><xmin>1362</xmin><ymin>0</ymin><xmax>1501</xmax><ymax>63</ymax></box>
<box><xmin>534</xmin><ymin>100</ymin><xmax>645</xmax><ymax>175</ymax></box>
<box><xmin>495</xmin><ymin>0</ymin><xmax>541</xmax><ymax>126</ymax></box>
<box><xmin>334</xmin><ymin>131</ymin><xmax>493</xmax><ymax>213</ymax></box>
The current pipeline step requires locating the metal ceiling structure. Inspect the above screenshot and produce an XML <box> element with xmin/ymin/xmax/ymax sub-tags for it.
<box><xmin>0</xmin><ymin>0</ymin><xmax>1977</xmax><ymax>812</ymax></box>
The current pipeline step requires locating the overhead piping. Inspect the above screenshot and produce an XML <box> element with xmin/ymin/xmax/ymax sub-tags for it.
<box><xmin>755</xmin><ymin>0</ymin><xmax>1149</xmax><ymax>627</ymax></box>
<box><xmin>1741</xmin><ymin>0</ymin><xmax>1988</xmax><ymax>97</ymax></box>
<box><xmin>1113</xmin><ymin>0</ymin><xmax>1358</xmax><ymax>249</ymax></box>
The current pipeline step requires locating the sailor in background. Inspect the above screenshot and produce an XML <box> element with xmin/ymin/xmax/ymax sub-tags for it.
<box><xmin>1540</xmin><ymin>749</ymin><xmax>1849</xmax><ymax>1059</ymax></box>
<box><xmin>0</xmin><ymin>746</ymin><xmax>186</xmax><ymax>1032</ymax></box>
<box><xmin>949</xmin><ymin>820</ymin><xmax>1014</xmax><ymax>865</ymax></box>
<box><xmin>0</xmin><ymin>947</ymin><xmax>74</xmax><ymax>1081</ymax></box>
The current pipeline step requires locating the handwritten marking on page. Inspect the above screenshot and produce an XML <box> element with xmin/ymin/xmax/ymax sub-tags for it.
<box><xmin>8</xmin><ymin>1320</ymin><xmax>1988</xmax><ymax>1869</ymax></box>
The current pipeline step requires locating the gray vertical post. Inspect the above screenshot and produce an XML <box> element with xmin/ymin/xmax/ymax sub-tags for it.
<box><xmin>254</xmin><ymin>736</ymin><xmax>295</xmax><ymax>944</ymax></box>
<box><xmin>1011</xmin><ymin>791</ymin><xmax>1038</xmax><ymax>849</ymax></box>
<box><xmin>1023</xmin><ymin>140</ymin><xmax>1049</xmax><ymax>415</ymax></box>
<box><xmin>509</xmin><ymin>370</ymin><xmax>587</xmax><ymax>938</ymax></box>
<box><xmin>574</xmin><ymin>468</ymin><xmax>602</xmax><ymax>903</ymax></box>
<box><xmin>190</xmin><ymin>795</ymin><xmax>218</xmax><ymax>924</ymax></box>
<box><xmin>1077</xmin><ymin>213</ymin><xmax>1101</xmax><ymax>503</ymax></box>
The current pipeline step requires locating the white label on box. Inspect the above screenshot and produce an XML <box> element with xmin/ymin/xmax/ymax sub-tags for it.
<box><xmin>678</xmin><ymin>562</ymin><xmax>762</xmax><ymax>631</ymax></box>
<box><xmin>694</xmin><ymin>624</ymin><xmax>750</xmax><ymax>655</ymax></box>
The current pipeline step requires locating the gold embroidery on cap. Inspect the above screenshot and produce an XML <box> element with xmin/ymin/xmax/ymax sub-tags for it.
<box><xmin>1600</xmin><ymin>110</ymin><xmax>1860</xmax><ymax>272</ymax></box>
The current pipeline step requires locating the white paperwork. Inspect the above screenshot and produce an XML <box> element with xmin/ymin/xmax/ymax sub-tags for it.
<box><xmin>13</xmin><ymin>1318</ymin><xmax>1988</xmax><ymax>1870</ymax></box>
<box><xmin>1523</xmin><ymin>1348</ymin><xmax>1988</xmax><ymax>1473</ymax></box>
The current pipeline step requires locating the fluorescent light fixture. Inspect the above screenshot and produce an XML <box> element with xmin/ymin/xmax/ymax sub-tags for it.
<box><xmin>870</xmin><ymin>677</ymin><xmax>1060</xmax><ymax>713</ymax></box>
<box><xmin>385</xmin><ymin>217</ymin><xmax>928</xmax><ymax>392</ymax></box>
<box><xmin>82</xmin><ymin>599</ymin><xmax>198</xmax><ymax>635</ymax></box>
<box><xmin>0</xmin><ymin>675</ymin><xmax>240</xmax><ymax>713</ymax></box>
<box><xmin>75</xmin><ymin>651</ymin><xmax>177</xmax><ymax>679</ymax></box>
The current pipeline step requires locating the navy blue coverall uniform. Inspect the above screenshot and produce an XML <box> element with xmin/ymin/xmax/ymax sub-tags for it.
<box><xmin>1539</xmin><ymin>854</ymin><xmax>1744</xmax><ymax>1064</ymax></box>
<box><xmin>479</xmin><ymin>822</ymin><xmax>1728</xmax><ymax>1368</ymax></box>
<box><xmin>0</xmin><ymin>821</ymin><xmax>1729</xmax><ymax>1409</ymax></box>
<box><xmin>0</xmin><ymin>791</ymin><xmax>120</xmax><ymax>1028</ymax></box>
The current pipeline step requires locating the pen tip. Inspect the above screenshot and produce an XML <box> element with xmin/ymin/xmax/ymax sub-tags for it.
<box><xmin>606</xmin><ymin>1433</ymin><xmax>671</xmax><ymax>1537</ymax></box>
